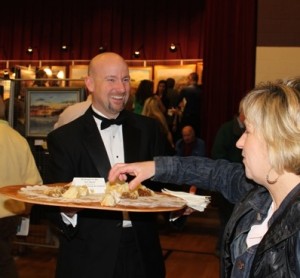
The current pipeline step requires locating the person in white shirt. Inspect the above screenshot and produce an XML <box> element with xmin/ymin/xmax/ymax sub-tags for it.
<box><xmin>54</xmin><ymin>93</ymin><xmax>92</xmax><ymax>129</ymax></box>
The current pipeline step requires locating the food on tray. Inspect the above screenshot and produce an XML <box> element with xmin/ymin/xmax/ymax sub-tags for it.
<box><xmin>44</xmin><ymin>184</ymin><xmax>90</xmax><ymax>199</ymax></box>
<box><xmin>100</xmin><ymin>193</ymin><xmax>116</xmax><ymax>207</ymax></box>
<box><xmin>105</xmin><ymin>182</ymin><xmax>154</xmax><ymax>200</ymax></box>
<box><xmin>100</xmin><ymin>182</ymin><xmax>154</xmax><ymax>206</ymax></box>
<box><xmin>42</xmin><ymin>182</ymin><xmax>154</xmax><ymax>207</ymax></box>
<box><xmin>43</xmin><ymin>185</ymin><xmax>69</xmax><ymax>197</ymax></box>
<box><xmin>62</xmin><ymin>185</ymin><xmax>89</xmax><ymax>199</ymax></box>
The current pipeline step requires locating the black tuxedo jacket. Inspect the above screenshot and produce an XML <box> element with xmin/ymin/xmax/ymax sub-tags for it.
<box><xmin>47</xmin><ymin>107</ymin><xmax>167</xmax><ymax>278</ymax></box>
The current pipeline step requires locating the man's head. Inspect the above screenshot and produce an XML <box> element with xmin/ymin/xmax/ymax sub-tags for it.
<box><xmin>182</xmin><ymin>125</ymin><xmax>196</xmax><ymax>144</ymax></box>
<box><xmin>34</xmin><ymin>69</ymin><xmax>49</xmax><ymax>86</ymax></box>
<box><xmin>187</xmin><ymin>72</ymin><xmax>199</xmax><ymax>85</ymax></box>
<box><xmin>85</xmin><ymin>52</ymin><xmax>130</xmax><ymax>118</ymax></box>
<box><xmin>166</xmin><ymin>78</ymin><xmax>175</xmax><ymax>89</ymax></box>
<box><xmin>36</xmin><ymin>69</ymin><xmax>48</xmax><ymax>79</ymax></box>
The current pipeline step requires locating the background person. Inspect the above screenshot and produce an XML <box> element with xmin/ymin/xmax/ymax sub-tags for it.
<box><xmin>165</xmin><ymin>78</ymin><xmax>181</xmax><ymax>142</ymax></box>
<box><xmin>170</xmin><ymin>125</ymin><xmax>205</xmax><ymax>230</ymax></box>
<box><xmin>32</xmin><ymin>69</ymin><xmax>49</xmax><ymax>87</ymax></box>
<box><xmin>53</xmin><ymin>92</ymin><xmax>92</xmax><ymax>129</ymax></box>
<box><xmin>133</xmin><ymin>79</ymin><xmax>153</xmax><ymax>114</ymax></box>
<box><xmin>108</xmin><ymin>81</ymin><xmax>300</xmax><ymax>277</ymax></box>
<box><xmin>175</xmin><ymin>125</ymin><xmax>205</xmax><ymax>158</ymax></box>
<box><xmin>142</xmin><ymin>96</ymin><xmax>175</xmax><ymax>153</ymax></box>
<box><xmin>153</xmin><ymin>79</ymin><xmax>168</xmax><ymax>114</ymax></box>
<box><xmin>176</xmin><ymin>72</ymin><xmax>203</xmax><ymax>137</ymax></box>
<box><xmin>211</xmin><ymin>98</ymin><xmax>245</xmax><ymax>256</ymax></box>
<box><xmin>0</xmin><ymin>96</ymin><xmax>42</xmax><ymax>278</ymax></box>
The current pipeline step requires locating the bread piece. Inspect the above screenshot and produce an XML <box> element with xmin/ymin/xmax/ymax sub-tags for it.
<box><xmin>105</xmin><ymin>182</ymin><xmax>154</xmax><ymax>200</ymax></box>
<box><xmin>44</xmin><ymin>185</ymin><xmax>69</xmax><ymax>197</ymax></box>
<box><xmin>61</xmin><ymin>186</ymin><xmax>79</xmax><ymax>199</ymax></box>
<box><xmin>77</xmin><ymin>186</ymin><xmax>89</xmax><ymax>197</ymax></box>
<box><xmin>62</xmin><ymin>185</ymin><xmax>90</xmax><ymax>199</ymax></box>
<box><xmin>101</xmin><ymin>193</ymin><xmax>116</xmax><ymax>206</ymax></box>
<box><xmin>44</xmin><ymin>185</ymin><xmax>90</xmax><ymax>199</ymax></box>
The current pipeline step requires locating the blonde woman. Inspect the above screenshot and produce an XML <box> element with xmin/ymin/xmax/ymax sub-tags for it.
<box><xmin>142</xmin><ymin>96</ymin><xmax>174</xmax><ymax>150</ymax></box>
<box><xmin>110</xmin><ymin>80</ymin><xmax>300</xmax><ymax>277</ymax></box>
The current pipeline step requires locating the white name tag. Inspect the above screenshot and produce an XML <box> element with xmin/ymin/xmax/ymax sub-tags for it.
<box><xmin>71</xmin><ymin>177</ymin><xmax>106</xmax><ymax>194</ymax></box>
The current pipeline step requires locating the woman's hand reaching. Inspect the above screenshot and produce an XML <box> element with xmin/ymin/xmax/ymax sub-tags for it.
<box><xmin>108</xmin><ymin>161</ymin><xmax>155</xmax><ymax>190</ymax></box>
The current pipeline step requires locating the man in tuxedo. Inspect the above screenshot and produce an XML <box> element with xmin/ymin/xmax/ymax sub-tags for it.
<box><xmin>47</xmin><ymin>53</ymin><xmax>167</xmax><ymax>278</ymax></box>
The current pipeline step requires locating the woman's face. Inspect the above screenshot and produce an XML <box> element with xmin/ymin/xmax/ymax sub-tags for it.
<box><xmin>158</xmin><ymin>82</ymin><xmax>166</xmax><ymax>93</ymax></box>
<box><xmin>236</xmin><ymin>120</ymin><xmax>271</xmax><ymax>185</ymax></box>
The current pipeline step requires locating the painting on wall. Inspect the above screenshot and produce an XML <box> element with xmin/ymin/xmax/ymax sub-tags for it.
<box><xmin>129</xmin><ymin>67</ymin><xmax>153</xmax><ymax>94</ymax></box>
<box><xmin>69</xmin><ymin>65</ymin><xmax>88</xmax><ymax>87</ymax></box>
<box><xmin>154</xmin><ymin>64</ymin><xmax>196</xmax><ymax>91</ymax></box>
<box><xmin>25</xmin><ymin>87</ymin><xmax>85</xmax><ymax>138</ymax></box>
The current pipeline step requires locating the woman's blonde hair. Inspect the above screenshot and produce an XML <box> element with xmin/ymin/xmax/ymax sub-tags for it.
<box><xmin>142</xmin><ymin>96</ymin><xmax>169</xmax><ymax>135</ymax></box>
<box><xmin>242</xmin><ymin>82</ymin><xmax>300</xmax><ymax>175</ymax></box>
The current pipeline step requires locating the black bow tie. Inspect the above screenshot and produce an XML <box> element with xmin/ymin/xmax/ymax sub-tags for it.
<box><xmin>92</xmin><ymin>110</ymin><xmax>126</xmax><ymax>130</ymax></box>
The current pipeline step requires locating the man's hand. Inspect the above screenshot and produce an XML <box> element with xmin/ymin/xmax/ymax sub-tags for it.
<box><xmin>108</xmin><ymin>161</ymin><xmax>155</xmax><ymax>190</ymax></box>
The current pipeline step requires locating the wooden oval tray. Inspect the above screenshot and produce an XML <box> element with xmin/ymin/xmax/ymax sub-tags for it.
<box><xmin>0</xmin><ymin>184</ymin><xmax>187</xmax><ymax>212</ymax></box>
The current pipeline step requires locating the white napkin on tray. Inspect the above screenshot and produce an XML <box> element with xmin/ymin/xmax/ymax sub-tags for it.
<box><xmin>161</xmin><ymin>188</ymin><xmax>211</xmax><ymax>212</ymax></box>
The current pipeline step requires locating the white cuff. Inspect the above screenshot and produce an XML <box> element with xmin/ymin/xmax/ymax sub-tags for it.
<box><xmin>60</xmin><ymin>212</ymin><xmax>78</xmax><ymax>227</ymax></box>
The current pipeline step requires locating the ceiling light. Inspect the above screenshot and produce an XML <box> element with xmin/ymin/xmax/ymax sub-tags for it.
<box><xmin>169</xmin><ymin>43</ymin><xmax>177</xmax><ymax>53</ymax></box>
<box><xmin>98</xmin><ymin>46</ymin><xmax>106</xmax><ymax>53</ymax></box>
<box><xmin>132</xmin><ymin>50</ymin><xmax>140</xmax><ymax>58</ymax></box>
<box><xmin>26</xmin><ymin>47</ymin><xmax>33</xmax><ymax>54</ymax></box>
<box><xmin>132</xmin><ymin>44</ymin><xmax>145</xmax><ymax>59</ymax></box>
<box><xmin>61</xmin><ymin>45</ymin><xmax>68</xmax><ymax>51</ymax></box>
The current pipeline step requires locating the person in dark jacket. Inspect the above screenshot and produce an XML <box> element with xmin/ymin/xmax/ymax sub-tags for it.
<box><xmin>47</xmin><ymin>52</ymin><xmax>167</xmax><ymax>278</ymax></box>
<box><xmin>211</xmin><ymin>99</ymin><xmax>245</xmax><ymax>255</ymax></box>
<box><xmin>176</xmin><ymin>72</ymin><xmax>203</xmax><ymax>137</ymax></box>
<box><xmin>109</xmin><ymin>80</ymin><xmax>300</xmax><ymax>277</ymax></box>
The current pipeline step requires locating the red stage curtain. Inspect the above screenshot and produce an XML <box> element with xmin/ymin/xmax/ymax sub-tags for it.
<box><xmin>0</xmin><ymin>0</ymin><xmax>257</xmax><ymax>151</ymax></box>
<box><xmin>201</xmin><ymin>0</ymin><xmax>257</xmax><ymax>152</ymax></box>
<box><xmin>1</xmin><ymin>0</ymin><xmax>205</xmax><ymax>60</ymax></box>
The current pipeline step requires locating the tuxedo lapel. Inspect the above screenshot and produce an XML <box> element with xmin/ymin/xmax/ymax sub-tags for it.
<box><xmin>82</xmin><ymin>108</ymin><xmax>111</xmax><ymax>179</ymax></box>
<box><xmin>122</xmin><ymin>113</ymin><xmax>141</xmax><ymax>163</ymax></box>
<box><xmin>80</xmin><ymin>108</ymin><xmax>143</xmax><ymax>178</ymax></box>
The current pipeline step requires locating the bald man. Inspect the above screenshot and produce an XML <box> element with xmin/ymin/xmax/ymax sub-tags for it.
<box><xmin>47</xmin><ymin>53</ymin><xmax>167</xmax><ymax>278</ymax></box>
<box><xmin>175</xmin><ymin>125</ymin><xmax>205</xmax><ymax>157</ymax></box>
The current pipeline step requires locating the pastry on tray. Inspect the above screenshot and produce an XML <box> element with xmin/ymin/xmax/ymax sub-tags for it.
<box><xmin>102</xmin><ymin>182</ymin><xmax>154</xmax><ymax>206</ymax></box>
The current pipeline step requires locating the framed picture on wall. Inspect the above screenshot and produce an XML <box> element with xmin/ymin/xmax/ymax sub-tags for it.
<box><xmin>154</xmin><ymin>64</ymin><xmax>196</xmax><ymax>91</ymax></box>
<box><xmin>129</xmin><ymin>66</ymin><xmax>153</xmax><ymax>94</ymax></box>
<box><xmin>69</xmin><ymin>65</ymin><xmax>88</xmax><ymax>87</ymax></box>
<box><xmin>25</xmin><ymin>87</ymin><xmax>86</xmax><ymax>138</ymax></box>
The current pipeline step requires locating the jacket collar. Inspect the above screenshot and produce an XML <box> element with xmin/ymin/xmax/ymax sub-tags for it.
<box><xmin>81</xmin><ymin>107</ymin><xmax>141</xmax><ymax>179</ymax></box>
